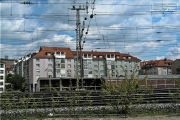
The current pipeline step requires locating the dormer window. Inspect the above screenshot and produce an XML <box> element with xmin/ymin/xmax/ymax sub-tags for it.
<box><xmin>46</xmin><ymin>52</ymin><xmax>51</xmax><ymax>56</ymax></box>
<box><xmin>61</xmin><ymin>52</ymin><xmax>65</xmax><ymax>55</ymax></box>
<box><xmin>88</xmin><ymin>54</ymin><xmax>91</xmax><ymax>58</ymax></box>
<box><xmin>56</xmin><ymin>52</ymin><xmax>60</xmax><ymax>55</ymax></box>
<box><xmin>99</xmin><ymin>56</ymin><xmax>102</xmax><ymax>58</ymax></box>
<box><xmin>116</xmin><ymin>56</ymin><xmax>120</xmax><ymax>58</ymax></box>
<box><xmin>93</xmin><ymin>56</ymin><xmax>96</xmax><ymax>58</ymax></box>
<box><xmin>84</xmin><ymin>54</ymin><xmax>87</xmax><ymax>58</ymax></box>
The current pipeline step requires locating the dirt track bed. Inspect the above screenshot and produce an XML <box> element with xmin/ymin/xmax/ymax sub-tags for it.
<box><xmin>44</xmin><ymin>115</ymin><xmax>180</xmax><ymax>120</ymax></box>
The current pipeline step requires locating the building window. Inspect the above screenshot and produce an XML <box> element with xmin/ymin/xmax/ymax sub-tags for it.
<box><xmin>0</xmin><ymin>82</ymin><xmax>3</xmax><ymax>85</ymax></box>
<box><xmin>87</xmin><ymin>61</ymin><xmax>92</xmax><ymax>64</ymax></box>
<box><xmin>56</xmin><ymin>52</ymin><xmax>60</xmax><ymax>55</ymax></box>
<box><xmin>48</xmin><ymin>64</ymin><xmax>52</xmax><ymax>67</ymax></box>
<box><xmin>84</xmin><ymin>54</ymin><xmax>87</xmax><ymax>58</ymax></box>
<box><xmin>36</xmin><ymin>64</ymin><xmax>40</xmax><ymax>67</ymax></box>
<box><xmin>0</xmin><ymin>76</ymin><xmax>3</xmax><ymax>79</ymax></box>
<box><xmin>111</xmin><ymin>65</ymin><xmax>115</xmax><ymax>69</ymax></box>
<box><xmin>84</xmin><ymin>69</ymin><xmax>88</xmax><ymax>74</ymax></box>
<box><xmin>61</xmin><ymin>64</ymin><xmax>65</xmax><ymax>68</ymax></box>
<box><xmin>61</xmin><ymin>74</ymin><xmax>65</xmax><ymax>78</ymax></box>
<box><xmin>84</xmin><ymin>65</ymin><xmax>87</xmax><ymax>69</ymax></box>
<box><xmin>67</xmin><ymin>59</ymin><xmax>71</xmax><ymax>62</ymax></box>
<box><xmin>94</xmin><ymin>65</ymin><xmax>98</xmax><ymax>68</ymax></box>
<box><xmin>61</xmin><ymin>59</ymin><xmax>65</xmax><ymax>63</ymax></box>
<box><xmin>48</xmin><ymin>75</ymin><xmax>52</xmax><ymax>78</ymax></box>
<box><xmin>0</xmin><ymin>64</ymin><xmax>4</xmax><ymax>68</ymax></box>
<box><xmin>0</xmin><ymin>70</ymin><xmax>4</xmax><ymax>74</ymax></box>
<box><xmin>111</xmin><ymin>61</ymin><xmax>115</xmax><ymax>64</ymax></box>
<box><xmin>67</xmin><ymin>69</ymin><xmax>71</xmax><ymax>73</ymax></box>
<box><xmin>46</xmin><ymin>52</ymin><xmax>51</xmax><ymax>56</ymax></box>
<box><xmin>61</xmin><ymin>52</ymin><xmax>65</xmax><ymax>55</ymax></box>
<box><xmin>36</xmin><ymin>69</ymin><xmax>40</xmax><ymax>74</ymax></box>
<box><xmin>93</xmin><ymin>56</ymin><xmax>96</xmax><ymax>58</ymax></box>
<box><xmin>67</xmin><ymin>64</ymin><xmax>71</xmax><ymax>68</ymax></box>
<box><xmin>56</xmin><ymin>69</ymin><xmax>60</xmax><ymax>73</ymax></box>
<box><xmin>48</xmin><ymin>58</ymin><xmax>53</xmax><ymax>62</ymax></box>
<box><xmin>36</xmin><ymin>58</ymin><xmax>40</xmax><ymax>62</ymax></box>
<box><xmin>48</xmin><ymin>69</ymin><xmax>53</xmax><ymax>72</ymax></box>
<box><xmin>56</xmin><ymin>64</ymin><xmax>60</xmax><ymax>68</ymax></box>
<box><xmin>0</xmin><ymin>88</ymin><xmax>3</xmax><ymax>91</ymax></box>
<box><xmin>107</xmin><ymin>61</ymin><xmax>111</xmax><ymax>65</ymax></box>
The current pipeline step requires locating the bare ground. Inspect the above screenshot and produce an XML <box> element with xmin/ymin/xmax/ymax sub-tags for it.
<box><xmin>44</xmin><ymin>116</ymin><xmax>180</xmax><ymax>120</ymax></box>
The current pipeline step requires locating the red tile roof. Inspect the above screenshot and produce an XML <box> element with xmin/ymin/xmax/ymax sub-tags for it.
<box><xmin>33</xmin><ymin>46</ymin><xmax>140</xmax><ymax>61</ymax></box>
<box><xmin>72</xmin><ymin>51</ymin><xmax>140</xmax><ymax>61</ymax></box>
<box><xmin>141</xmin><ymin>59</ymin><xmax>173</xmax><ymax>69</ymax></box>
<box><xmin>33</xmin><ymin>46</ymin><xmax>74</xmax><ymax>58</ymax></box>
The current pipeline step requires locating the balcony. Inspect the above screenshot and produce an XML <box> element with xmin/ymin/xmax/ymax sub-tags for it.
<box><xmin>106</xmin><ymin>55</ymin><xmax>115</xmax><ymax>61</ymax></box>
<box><xmin>54</xmin><ymin>52</ymin><xmax>65</xmax><ymax>58</ymax></box>
<box><xmin>83</xmin><ymin>54</ymin><xmax>92</xmax><ymax>60</ymax></box>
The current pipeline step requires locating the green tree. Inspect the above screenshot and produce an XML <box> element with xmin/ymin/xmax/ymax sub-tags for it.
<box><xmin>101</xmin><ymin>65</ymin><xmax>150</xmax><ymax>117</ymax></box>
<box><xmin>6</xmin><ymin>74</ymin><xmax>26</xmax><ymax>91</ymax></box>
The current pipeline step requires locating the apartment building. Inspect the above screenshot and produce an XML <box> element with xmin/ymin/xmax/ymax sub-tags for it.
<box><xmin>27</xmin><ymin>47</ymin><xmax>75</xmax><ymax>91</ymax></box>
<box><xmin>73</xmin><ymin>51</ymin><xmax>141</xmax><ymax>78</ymax></box>
<box><xmin>0</xmin><ymin>62</ymin><xmax>5</xmax><ymax>93</ymax></box>
<box><xmin>14</xmin><ymin>53</ymin><xmax>33</xmax><ymax>86</ymax></box>
<box><xmin>14</xmin><ymin>46</ymin><xmax>140</xmax><ymax>92</ymax></box>
<box><xmin>0</xmin><ymin>58</ymin><xmax>14</xmax><ymax>75</ymax></box>
<box><xmin>172</xmin><ymin>59</ymin><xmax>180</xmax><ymax>74</ymax></box>
<box><xmin>141</xmin><ymin>59</ymin><xmax>173</xmax><ymax>75</ymax></box>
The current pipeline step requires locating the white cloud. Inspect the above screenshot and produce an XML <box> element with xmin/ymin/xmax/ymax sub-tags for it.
<box><xmin>156</xmin><ymin>56</ymin><xmax>165</xmax><ymax>60</ymax></box>
<box><xmin>1</xmin><ymin>0</ymin><xmax>180</xmax><ymax>61</ymax></box>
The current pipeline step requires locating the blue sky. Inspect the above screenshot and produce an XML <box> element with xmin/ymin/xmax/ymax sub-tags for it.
<box><xmin>0</xmin><ymin>0</ymin><xmax>180</xmax><ymax>60</ymax></box>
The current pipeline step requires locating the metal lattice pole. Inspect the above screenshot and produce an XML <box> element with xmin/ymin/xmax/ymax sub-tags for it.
<box><xmin>71</xmin><ymin>6</ymin><xmax>85</xmax><ymax>89</ymax></box>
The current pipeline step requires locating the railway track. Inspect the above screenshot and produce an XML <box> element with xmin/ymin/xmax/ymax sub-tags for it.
<box><xmin>1</xmin><ymin>88</ymin><xmax>180</xmax><ymax>109</ymax></box>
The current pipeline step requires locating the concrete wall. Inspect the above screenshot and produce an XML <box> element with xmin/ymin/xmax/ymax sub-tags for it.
<box><xmin>105</xmin><ymin>75</ymin><xmax>180</xmax><ymax>88</ymax></box>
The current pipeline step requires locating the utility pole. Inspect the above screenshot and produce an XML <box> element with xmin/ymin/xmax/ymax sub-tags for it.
<box><xmin>71</xmin><ymin>5</ymin><xmax>85</xmax><ymax>90</ymax></box>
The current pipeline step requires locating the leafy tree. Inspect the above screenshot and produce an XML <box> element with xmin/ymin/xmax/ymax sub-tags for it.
<box><xmin>6</xmin><ymin>73</ymin><xmax>26</xmax><ymax>91</ymax></box>
<box><xmin>101</xmin><ymin>65</ymin><xmax>150</xmax><ymax>117</ymax></box>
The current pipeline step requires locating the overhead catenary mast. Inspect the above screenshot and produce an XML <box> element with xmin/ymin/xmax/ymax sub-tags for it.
<box><xmin>71</xmin><ymin>5</ymin><xmax>85</xmax><ymax>89</ymax></box>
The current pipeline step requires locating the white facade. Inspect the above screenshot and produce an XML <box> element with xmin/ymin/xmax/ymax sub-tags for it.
<box><xmin>0</xmin><ymin>63</ymin><xmax>5</xmax><ymax>93</ymax></box>
<box><xmin>75</xmin><ymin>54</ymin><xmax>140</xmax><ymax>78</ymax></box>
<box><xmin>27</xmin><ymin>57</ymin><xmax>75</xmax><ymax>92</ymax></box>
<box><xmin>14</xmin><ymin>46</ymin><xmax>140</xmax><ymax>92</ymax></box>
